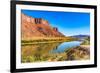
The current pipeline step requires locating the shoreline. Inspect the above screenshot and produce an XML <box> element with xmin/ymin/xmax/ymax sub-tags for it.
<box><xmin>21</xmin><ymin>37</ymin><xmax>78</xmax><ymax>45</ymax></box>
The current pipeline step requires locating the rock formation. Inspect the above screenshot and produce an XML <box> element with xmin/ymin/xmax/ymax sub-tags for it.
<box><xmin>21</xmin><ymin>13</ymin><xmax>65</xmax><ymax>39</ymax></box>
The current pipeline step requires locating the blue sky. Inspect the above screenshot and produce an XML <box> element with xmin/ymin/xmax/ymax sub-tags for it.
<box><xmin>22</xmin><ymin>9</ymin><xmax>90</xmax><ymax>36</ymax></box>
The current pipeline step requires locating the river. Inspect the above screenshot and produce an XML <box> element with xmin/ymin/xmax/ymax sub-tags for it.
<box><xmin>21</xmin><ymin>41</ymin><xmax>82</xmax><ymax>62</ymax></box>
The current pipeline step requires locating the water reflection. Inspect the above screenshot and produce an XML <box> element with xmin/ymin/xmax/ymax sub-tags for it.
<box><xmin>50</xmin><ymin>41</ymin><xmax>81</xmax><ymax>53</ymax></box>
<box><xmin>21</xmin><ymin>41</ymin><xmax>81</xmax><ymax>62</ymax></box>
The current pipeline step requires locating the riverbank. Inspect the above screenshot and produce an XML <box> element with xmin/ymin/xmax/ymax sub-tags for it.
<box><xmin>47</xmin><ymin>45</ymin><xmax>90</xmax><ymax>61</ymax></box>
<box><xmin>65</xmin><ymin>45</ymin><xmax>90</xmax><ymax>60</ymax></box>
<box><xmin>21</xmin><ymin>44</ymin><xmax>90</xmax><ymax>63</ymax></box>
<box><xmin>21</xmin><ymin>37</ymin><xmax>90</xmax><ymax>62</ymax></box>
<box><xmin>21</xmin><ymin>37</ymin><xmax>78</xmax><ymax>45</ymax></box>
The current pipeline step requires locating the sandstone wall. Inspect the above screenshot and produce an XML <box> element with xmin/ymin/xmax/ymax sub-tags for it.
<box><xmin>21</xmin><ymin>13</ymin><xmax>49</xmax><ymax>25</ymax></box>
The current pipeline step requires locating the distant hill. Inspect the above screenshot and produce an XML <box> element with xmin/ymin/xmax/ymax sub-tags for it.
<box><xmin>70</xmin><ymin>35</ymin><xmax>90</xmax><ymax>40</ymax></box>
<box><xmin>21</xmin><ymin>13</ymin><xmax>65</xmax><ymax>39</ymax></box>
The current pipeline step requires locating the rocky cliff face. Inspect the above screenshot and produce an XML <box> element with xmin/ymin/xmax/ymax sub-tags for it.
<box><xmin>21</xmin><ymin>13</ymin><xmax>65</xmax><ymax>39</ymax></box>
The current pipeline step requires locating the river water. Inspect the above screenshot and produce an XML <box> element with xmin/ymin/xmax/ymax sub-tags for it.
<box><xmin>50</xmin><ymin>41</ymin><xmax>82</xmax><ymax>53</ymax></box>
<box><xmin>22</xmin><ymin>41</ymin><xmax>82</xmax><ymax>56</ymax></box>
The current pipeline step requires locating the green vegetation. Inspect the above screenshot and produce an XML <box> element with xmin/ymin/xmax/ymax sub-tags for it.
<box><xmin>22</xmin><ymin>53</ymin><xmax>67</xmax><ymax>63</ymax></box>
<box><xmin>21</xmin><ymin>37</ymin><xmax>90</xmax><ymax>63</ymax></box>
<box><xmin>81</xmin><ymin>37</ymin><xmax>90</xmax><ymax>45</ymax></box>
<box><xmin>21</xmin><ymin>42</ymin><xmax>67</xmax><ymax>63</ymax></box>
<box><xmin>21</xmin><ymin>37</ymin><xmax>78</xmax><ymax>45</ymax></box>
<box><xmin>21</xmin><ymin>46</ymin><xmax>90</xmax><ymax>63</ymax></box>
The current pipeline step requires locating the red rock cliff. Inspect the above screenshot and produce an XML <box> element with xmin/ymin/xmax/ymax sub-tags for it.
<box><xmin>21</xmin><ymin>13</ymin><xmax>65</xmax><ymax>39</ymax></box>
